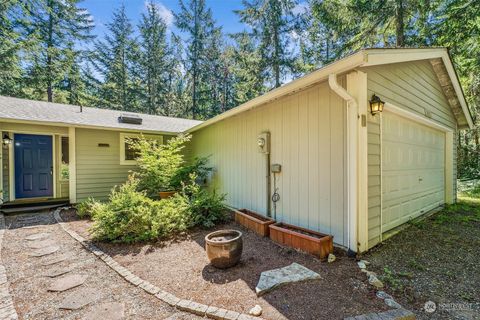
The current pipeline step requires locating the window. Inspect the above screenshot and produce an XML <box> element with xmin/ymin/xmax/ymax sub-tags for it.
<box><xmin>120</xmin><ymin>133</ymin><xmax>162</xmax><ymax>165</ymax></box>
<box><xmin>60</xmin><ymin>136</ymin><xmax>69</xmax><ymax>180</ymax></box>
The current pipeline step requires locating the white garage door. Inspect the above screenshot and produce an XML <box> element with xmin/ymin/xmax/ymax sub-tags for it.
<box><xmin>382</xmin><ymin>112</ymin><xmax>445</xmax><ymax>232</ymax></box>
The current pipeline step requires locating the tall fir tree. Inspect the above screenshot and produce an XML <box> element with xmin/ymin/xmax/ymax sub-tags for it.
<box><xmin>91</xmin><ymin>5</ymin><xmax>141</xmax><ymax>111</ymax></box>
<box><xmin>25</xmin><ymin>0</ymin><xmax>93</xmax><ymax>102</ymax></box>
<box><xmin>138</xmin><ymin>1</ymin><xmax>170</xmax><ymax>115</ymax></box>
<box><xmin>228</xmin><ymin>31</ymin><xmax>265</xmax><ymax>105</ymax></box>
<box><xmin>0</xmin><ymin>0</ymin><xmax>25</xmax><ymax>96</ymax></box>
<box><xmin>236</xmin><ymin>0</ymin><xmax>297</xmax><ymax>88</ymax></box>
<box><xmin>175</xmin><ymin>0</ymin><xmax>222</xmax><ymax>119</ymax></box>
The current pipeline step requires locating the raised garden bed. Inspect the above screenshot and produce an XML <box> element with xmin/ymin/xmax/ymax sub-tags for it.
<box><xmin>234</xmin><ymin>209</ymin><xmax>275</xmax><ymax>237</ymax></box>
<box><xmin>269</xmin><ymin>222</ymin><xmax>333</xmax><ymax>259</ymax></box>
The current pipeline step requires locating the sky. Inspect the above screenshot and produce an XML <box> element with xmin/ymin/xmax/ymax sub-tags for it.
<box><xmin>82</xmin><ymin>0</ymin><xmax>250</xmax><ymax>41</ymax></box>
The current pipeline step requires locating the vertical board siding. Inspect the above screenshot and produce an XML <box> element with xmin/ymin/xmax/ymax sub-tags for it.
<box><xmin>75</xmin><ymin>128</ymin><xmax>165</xmax><ymax>202</ymax></box>
<box><xmin>191</xmin><ymin>79</ymin><xmax>348</xmax><ymax>246</ymax></box>
<box><xmin>363</xmin><ymin>60</ymin><xmax>458</xmax><ymax>249</ymax></box>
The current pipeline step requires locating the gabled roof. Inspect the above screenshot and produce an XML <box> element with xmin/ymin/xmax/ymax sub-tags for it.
<box><xmin>187</xmin><ymin>47</ymin><xmax>473</xmax><ymax>132</ymax></box>
<box><xmin>0</xmin><ymin>96</ymin><xmax>202</xmax><ymax>134</ymax></box>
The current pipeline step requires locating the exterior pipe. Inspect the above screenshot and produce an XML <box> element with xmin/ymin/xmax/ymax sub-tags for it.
<box><xmin>328</xmin><ymin>73</ymin><xmax>358</xmax><ymax>254</ymax></box>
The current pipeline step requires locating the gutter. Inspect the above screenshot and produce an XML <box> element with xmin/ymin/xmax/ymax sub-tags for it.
<box><xmin>328</xmin><ymin>73</ymin><xmax>358</xmax><ymax>254</ymax></box>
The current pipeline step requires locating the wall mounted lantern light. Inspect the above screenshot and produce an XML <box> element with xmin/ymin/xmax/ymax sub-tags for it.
<box><xmin>369</xmin><ymin>94</ymin><xmax>385</xmax><ymax>116</ymax></box>
<box><xmin>2</xmin><ymin>133</ymin><xmax>12</xmax><ymax>147</ymax></box>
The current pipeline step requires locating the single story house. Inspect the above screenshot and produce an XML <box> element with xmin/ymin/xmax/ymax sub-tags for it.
<box><xmin>0</xmin><ymin>48</ymin><xmax>473</xmax><ymax>253</ymax></box>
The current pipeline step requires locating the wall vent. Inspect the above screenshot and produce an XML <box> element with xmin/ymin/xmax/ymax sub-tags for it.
<box><xmin>118</xmin><ymin>114</ymin><xmax>142</xmax><ymax>125</ymax></box>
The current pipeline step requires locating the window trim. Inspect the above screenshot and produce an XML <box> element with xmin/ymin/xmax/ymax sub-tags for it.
<box><xmin>119</xmin><ymin>132</ymin><xmax>163</xmax><ymax>165</ymax></box>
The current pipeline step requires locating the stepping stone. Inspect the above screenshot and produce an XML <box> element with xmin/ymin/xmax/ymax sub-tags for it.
<box><xmin>28</xmin><ymin>245</ymin><xmax>59</xmax><ymax>257</ymax></box>
<box><xmin>42</xmin><ymin>254</ymin><xmax>70</xmax><ymax>266</ymax></box>
<box><xmin>43</xmin><ymin>267</ymin><xmax>74</xmax><ymax>278</ymax></box>
<box><xmin>48</xmin><ymin>274</ymin><xmax>87</xmax><ymax>292</ymax></box>
<box><xmin>83</xmin><ymin>302</ymin><xmax>125</xmax><ymax>320</ymax></box>
<box><xmin>25</xmin><ymin>233</ymin><xmax>50</xmax><ymax>241</ymax></box>
<box><xmin>59</xmin><ymin>288</ymin><xmax>99</xmax><ymax>310</ymax></box>
<box><xmin>255</xmin><ymin>262</ymin><xmax>321</xmax><ymax>296</ymax></box>
<box><xmin>26</xmin><ymin>239</ymin><xmax>57</xmax><ymax>249</ymax></box>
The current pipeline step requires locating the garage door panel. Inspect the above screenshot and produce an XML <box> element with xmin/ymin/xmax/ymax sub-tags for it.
<box><xmin>382</xmin><ymin>112</ymin><xmax>445</xmax><ymax>232</ymax></box>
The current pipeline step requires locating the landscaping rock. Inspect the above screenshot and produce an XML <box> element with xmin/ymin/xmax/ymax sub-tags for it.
<box><xmin>41</xmin><ymin>254</ymin><xmax>69</xmax><ymax>266</ymax></box>
<box><xmin>43</xmin><ymin>267</ymin><xmax>73</xmax><ymax>278</ymax></box>
<box><xmin>376</xmin><ymin>291</ymin><xmax>393</xmax><ymax>300</ymax></box>
<box><xmin>83</xmin><ymin>302</ymin><xmax>125</xmax><ymax>320</ymax></box>
<box><xmin>368</xmin><ymin>274</ymin><xmax>384</xmax><ymax>289</ymax></box>
<box><xmin>357</xmin><ymin>261</ymin><xmax>367</xmax><ymax>269</ymax></box>
<box><xmin>48</xmin><ymin>274</ymin><xmax>87</xmax><ymax>292</ymax></box>
<box><xmin>58</xmin><ymin>288</ymin><xmax>98</xmax><ymax>310</ymax></box>
<box><xmin>26</xmin><ymin>239</ymin><xmax>57</xmax><ymax>249</ymax></box>
<box><xmin>255</xmin><ymin>262</ymin><xmax>321</xmax><ymax>296</ymax></box>
<box><xmin>359</xmin><ymin>260</ymin><xmax>370</xmax><ymax>266</ymax></box>
<box><xmin>25</xmin><ymin>232</ymin><xmax>50</xmax><ymax>241</ymax></box>
<box><xmin>28</xmin><ymin>245</ymin><xmax>59</xmax><ymax>257</ymax></box>
<box><xmin>249</xmin><ymin>305</ymin><xmax>262</xmax><ymax>316</ymax></box>
<box><xmin>327</xmin><ymin>254</ymin><xmax>336</xmax><ymax>263</ymax></box>
<box><xmin>384</xmin><ymin>298</ymin><xmax>402</xmax><ymax>309</ymax></box>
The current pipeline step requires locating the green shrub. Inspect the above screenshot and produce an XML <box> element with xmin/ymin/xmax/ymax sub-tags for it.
<box><xmin>89</xmin><ymin>177</ymin><xmax>158</xmax><ymax>242</ymax></box>
<box><xmin>182</xmin><ymin>174</ymin><xmax>228</xmax><ymax>228</ymax></box>
<box><xmin>76</xmin><ymin>197</ymin><xmax>98</xmax><ymax>218</ymax></box>
<box><xmin>131</xmin><ymin>134</ymin><xmax>190</xmax><ymax>197</ymax></box>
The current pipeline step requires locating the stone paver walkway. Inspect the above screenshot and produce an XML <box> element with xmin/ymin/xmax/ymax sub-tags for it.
<box><xmin>1</xmin><ymin>210</ymin><xmax>203</xmax><ymax>319</ymax></box>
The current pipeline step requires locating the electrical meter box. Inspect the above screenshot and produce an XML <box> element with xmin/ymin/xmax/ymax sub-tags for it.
<box><xmin>257</xmin><ymin>132</ymin><xmax>270</xmax><ymax>154</ymax></box>
<box><xmin>271</xmin><ymin>164</ymin><xmax>281</xmax><ymax>173</ymax></box>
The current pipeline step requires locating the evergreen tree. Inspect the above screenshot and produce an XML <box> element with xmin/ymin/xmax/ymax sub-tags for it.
<box><xmin>92</xmin><ymin>5</ymin><xmax>141</xmax><ymax>111</ymax></box>
<box><xmin>138</xmin><ymin>1</ymin><xmax>170</xmax><ymax>115</ymax></box>
<box><xmin>25</xmin><ymin>0</ymin><xmax>93</xmax><ymax>102</ymax></box>
<box><xmin>175</xmin><ymin>0</ymin><xmax>222</xmax><ymax>119</ymax></box>
<box><xmin>236</xmin><ymin>0</ymin><xmax>297</xmax><ymax>88</ymax></box>
<box><xmin>0</xmin><ymin>0</ymin><xmax>24</xmax><ymax>96</ymax></box>
<box><xmin>228</xmin><ymin>31</ymin><xmax>265</xmax><ymax>105</ymax></box>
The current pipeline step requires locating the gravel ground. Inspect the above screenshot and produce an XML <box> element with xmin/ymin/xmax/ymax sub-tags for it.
<box><xmin>2</xmin><ymin>210</ymin><xmax>202</xmax><ymax>320</ymax></box>
<box><xmin>62</xmin><ymin>209</ymin><xmax>389</xmax><ymax>320</ymax></box>
<box><xmin>363</xmin><ymin>199</ymin><xmax>480</xmax><ymax>320</ymax></box>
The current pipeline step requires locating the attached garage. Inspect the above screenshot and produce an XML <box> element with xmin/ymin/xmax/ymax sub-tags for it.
<box><xmin>189</xmin><ymin>48</ymin><xmax>473</xmax><ymax>254</ymax></box>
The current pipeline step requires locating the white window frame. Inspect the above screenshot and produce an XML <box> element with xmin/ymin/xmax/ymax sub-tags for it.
<box><xmin>119</xmin><ymin>132</ymin><xmax>163</xmax><ymax>165</ymax></box>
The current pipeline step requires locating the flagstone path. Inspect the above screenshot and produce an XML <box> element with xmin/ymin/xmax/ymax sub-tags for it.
<box><xmin>0</xmin><ymin>211</ymin><xmax>203</xmax><ymax>319</ymax></box>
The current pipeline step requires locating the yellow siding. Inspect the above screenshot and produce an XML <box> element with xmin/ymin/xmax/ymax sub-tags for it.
<box><xmin>191</xmin><ymin>79</ymin><xmax>349</xmax><ymax>246</ymax></box>
<box><xmin>362</xmin><ymin>60</ymin><xmax>458</xmax><ymax>249</ymax></box>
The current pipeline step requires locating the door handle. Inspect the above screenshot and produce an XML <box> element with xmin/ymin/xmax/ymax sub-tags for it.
<box><xmin>50</xmin><ymin>166</ymin><xmax>53</xmax><ymax>175</ymax></box>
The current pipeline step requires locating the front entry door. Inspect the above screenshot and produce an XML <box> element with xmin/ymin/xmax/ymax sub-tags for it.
<box><xmin>14</xmin><ymin>134</ymin><xmax>53</xmax><ymax>199</ymax></box>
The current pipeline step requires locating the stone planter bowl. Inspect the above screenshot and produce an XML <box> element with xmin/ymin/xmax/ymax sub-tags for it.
<box><xmin>205</xmin><ymin>229</ymin><xmax>243</xmax><ymax>269</ymax></box>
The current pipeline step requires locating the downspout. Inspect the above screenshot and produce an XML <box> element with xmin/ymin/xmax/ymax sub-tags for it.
<box><xmin>328</xmin><ymin>73</ymin><xmax>358</xmax><ymax>255</ymax></box>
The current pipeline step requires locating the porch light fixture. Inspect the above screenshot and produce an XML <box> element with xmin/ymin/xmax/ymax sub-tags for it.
<box><xmin>2</xmin><ymin>133</ymin><xmax>12</xmax><ymax>146</ymax></box>
<box><xmin>369</xmin><ymin>94</ymin><xmax>385</xmax><ymax>116</ymax></box>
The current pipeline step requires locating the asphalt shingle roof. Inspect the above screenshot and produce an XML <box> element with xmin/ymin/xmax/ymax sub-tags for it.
<box><xmin>0</xmin><ymin>96</ymin><xmax>202</xmax><ymax>133</ymax></box>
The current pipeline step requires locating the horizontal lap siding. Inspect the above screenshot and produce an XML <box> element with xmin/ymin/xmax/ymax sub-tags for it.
<box><xmin>76</xmin><ymin>129</ymin><xmax>134</xmax><ymax>201</ymax></box>
<box><xmin>362</xmin><ymin>60</ymin><xmax>458</xmax><ymax>249</ymax></box>
<box><xmin>190</xmin><ymin>79</ymin><xmax>348</xmax><ymax>247</ymax></box>
<box><xmin>75</xmin><ymin>129</ymin><xmax>167</xmax><ymax>202</ymax></box>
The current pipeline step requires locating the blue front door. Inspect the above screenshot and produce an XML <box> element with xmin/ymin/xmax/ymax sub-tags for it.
<box><xmin>14</xmin><ymin>134</ymin><xmax>53</xmax><ymax>199</ymax></box>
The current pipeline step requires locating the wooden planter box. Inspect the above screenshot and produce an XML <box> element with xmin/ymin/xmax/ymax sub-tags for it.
<box><xmin>234</xmin><ymin>209</ymin><xmax>275</xmax><ymax>237</ymax></box>
<box><xmin>269</xmin><ymin>222</ymin><xmax>333</xmax><ymax>259</ymax></box>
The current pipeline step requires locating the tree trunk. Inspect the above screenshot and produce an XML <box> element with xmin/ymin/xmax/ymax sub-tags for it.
<box><xmin>395</xmin><ymin>0</ymin><xmax>405</xmax><ymax>47</ymax></box>
<box><xmin>47</xmin><ymin>0</ymin><xmax>54</xmax><ymax>102</ymax></box>
<box><xmin>273</xmin><ymin>23</ymin><xmax>280</xmax><ymax>88</ymax></box>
